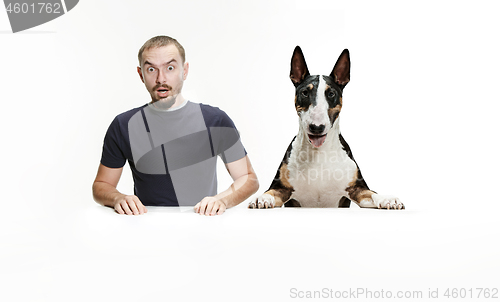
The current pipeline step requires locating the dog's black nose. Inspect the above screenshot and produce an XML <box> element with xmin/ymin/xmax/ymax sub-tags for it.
<box><xmin>309</xmin><ymin>124</ymin><xmax>325</xmax><ymax>135</ymax></box>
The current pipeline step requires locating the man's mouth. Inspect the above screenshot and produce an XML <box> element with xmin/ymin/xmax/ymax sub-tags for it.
<box><xmin>154</xmin><ymin>85</ymin><xmax>172</xmax><ymax>97</ymax></box>
<box><xmin>308</xmin><ymin>134</ymin><xmax>327</xmax><ymax>148</ymax></box>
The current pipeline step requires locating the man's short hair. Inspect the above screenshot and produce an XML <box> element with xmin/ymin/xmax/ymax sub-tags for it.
<box><xmin>138</xmin><ymin>36</ymin><xmax>186</xmax><ymax>66</ymax></box>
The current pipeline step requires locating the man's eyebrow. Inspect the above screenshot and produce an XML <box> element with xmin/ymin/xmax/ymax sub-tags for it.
<box><xmin>144</xmin><ymin>59</ymin><xmax>178</xmax><ymax>66</ymax></box>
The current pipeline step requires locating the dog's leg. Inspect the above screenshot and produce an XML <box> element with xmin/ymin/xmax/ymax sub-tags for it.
<box><xmin>249</xmin><ymin>141</ymin><xmax>295</xmax><ymax>209</ymax></box>
<box><xmin>338</xmin><ymin>196</ymin><xmax>351</xmax><ymax>208</ymax></box>
<box><xmin>248</xmin><ymin>166</ymin><xmax>294</xmax><ymax>209</ymax></box>
<box><xmin>341</xmin><ymin>135</ymin><xmax>404</xmax><ymax>210</ymax></box>
<box><xmin>370</xmin><ymin>194</ymin><xmax>404</xmax><ymax>210</ymax></box>
<box><xmin>284</xmin><ymin>198</ymin><xmax>301</xmax><ymax>207</ymax></box>
<box><xmin>346</xmin><ymin>170</ymin><xmax>404</xmax><ymax>210</ymax></box>
<box><xmin>249</xmin><ymin>187</ymin><xmax>294</xmax><ymax>209</ymax></box>
<box><xmin>348</xmin><ymin>188</ymin><xmax>404</xmax><ymax>210</ymax></box>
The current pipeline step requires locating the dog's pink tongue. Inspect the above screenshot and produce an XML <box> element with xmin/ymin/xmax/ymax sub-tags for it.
<box><xmin>309</xmin><ymin>135</ymin><xmax>326</xmax><ymax>148</ymax></box>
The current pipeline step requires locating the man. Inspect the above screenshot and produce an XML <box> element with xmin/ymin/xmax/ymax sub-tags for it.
<box><xmin>92</xmin><ymin>36</ymin><xmax>259</xmax><ymax>216</ymax></box>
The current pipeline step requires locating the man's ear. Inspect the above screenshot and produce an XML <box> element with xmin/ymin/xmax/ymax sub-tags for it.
<box><xmin>290</xmin><ymin>46</ymin><xmax>310</xmax><ymax>87</ymax></box>
<box><xmin>330</xmin><ymin>49</ymin><xmax>350</xmax><ymax>89</ymax></box>
<box><xmin>137</xmin><ymin>66</ymin><xmax>145</xmax><ymax>83</ymax></box>
<box><xmin>183</xmin><ymin>62</ymin><xmax>189</xmax><ymax>80</ymax></box>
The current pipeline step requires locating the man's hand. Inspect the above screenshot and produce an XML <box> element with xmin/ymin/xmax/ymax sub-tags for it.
<box><xmin>93</xmin><ymin>164</ymin><xmax>148</xmax><ymax>215</ymax></box>
<box><xmin>192</xmin><ymin>156</ymin><xmax>259</xmax><ymax>216</ymax></box>
<box><xmin>114</xmin><ymin>195</ymin><xmax>148</xmax><ymax>215</ymax></box>
<box><xmin>194</xmin><ymin>196</ymin><xmax>227</xmax><ymax>216</ymax></box>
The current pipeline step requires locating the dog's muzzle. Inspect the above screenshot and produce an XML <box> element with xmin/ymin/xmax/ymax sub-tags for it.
<box><xmin>307</xmin><ymin>124</ymin><xmax>327</xmax><ymax>148</ymax></box>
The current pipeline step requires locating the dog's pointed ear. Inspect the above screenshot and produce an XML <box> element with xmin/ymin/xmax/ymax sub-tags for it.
<box><xmin>290</xmin><ymin>46</ymin><xmax>310</xmax><ymax>87</ymax></box>
<box><xmin>331</xmin><ymin>49</ymin><xmax>350</xmax><ymax>88</ymax></box>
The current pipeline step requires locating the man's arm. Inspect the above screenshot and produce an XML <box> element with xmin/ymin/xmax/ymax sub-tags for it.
<box><xmin>92</xmin><ymin>163</ymin><xmax>147</xmax><ymax>215</ymax></box>
<box><xmin>194</xmin><ymin>155</ymin><xmax>259</xmax><ymax>215</ymax></box>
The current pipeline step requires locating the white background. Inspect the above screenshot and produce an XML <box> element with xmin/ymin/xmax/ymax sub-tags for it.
<box><xmin>1</xmin><ymin>0</ymin><xmax>499</xmax><ymax>301</ymax></box>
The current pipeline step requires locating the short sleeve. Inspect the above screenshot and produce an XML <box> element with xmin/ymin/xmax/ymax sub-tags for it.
<box><xmin>211</xmin><ymin>110</ymin><xmax>247</xmax><ymax>164</ymax></box>
<box><xmin>100</xmin><ymin>117</ymin><xmax>127</xmax><ymax>168</ymax></box>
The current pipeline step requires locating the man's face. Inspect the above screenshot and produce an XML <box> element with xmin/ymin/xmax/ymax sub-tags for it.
<box><xmin>137</xmin><ymin>44</ymin><xmax>189</xmax><ymax>103</ymax></box>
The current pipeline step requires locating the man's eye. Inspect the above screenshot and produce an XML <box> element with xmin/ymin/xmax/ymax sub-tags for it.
<box><xmin>147</xmin><ymin>67</ymin><xmax>155</xmax><ymax>72</ymax></box>
<box><xmin>167</xmin><ymin>66</ymin><xmax>174</xmax><ymax>71</ymax></box>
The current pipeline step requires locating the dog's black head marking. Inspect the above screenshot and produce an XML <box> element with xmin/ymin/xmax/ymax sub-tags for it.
<box><xmin>294</xmin><ymin>76</ymin><xmax>319</xmax><ymax>112</ymax></box>
<box><xmin>290</xmin><ymin>46</ymin><xmax>351</xmax><ymax>119</ymax></box>
<box><xmin>290</xmin><ymin>46</ymin><xmax>352</xmax><ymax>148</ymax></box>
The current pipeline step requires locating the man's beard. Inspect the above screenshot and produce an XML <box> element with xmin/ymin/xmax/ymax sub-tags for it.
<box><xmin>150</xmin><ymin>83</ymin><xmax>181</xmax><ymax>110</ymax></box>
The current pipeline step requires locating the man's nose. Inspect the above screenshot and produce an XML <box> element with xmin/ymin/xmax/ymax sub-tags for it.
<box><xmin>156</xmin><ymin>68</ymin><xmax>167</xmax><ymax>83</ymax></box>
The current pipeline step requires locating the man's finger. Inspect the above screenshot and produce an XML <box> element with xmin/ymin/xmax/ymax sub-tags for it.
<box><xmin>210</xmin><ymin>203</ymin><xmax>220</xmax><ymax>216</ymax></box>
<box><xmin>114</xmin><ymin>203</ymin><xmax>125</xmax><ymax>215</ymax></box>
<box><xmin>121</xmin><ymin>202</ymin><xmax>133</xmax><ymax>215</ymax></box>
<box><xmin>127</xmin><ymin>199</ymin><xmax>140</xmax><ymax>215</ymax></box>
<box><xmin>216</xmin><ymin>203</ymin><xmax>226</xmax><ymax>215</ymax></box>
<box><xmin>133</xmin><ymin>197</ymin><xmax>146</xmax><ymax>215</ymax></box>
<box><xmin>198</xmin><ymin>204</ymin><xmax>206</xmax><ymax>215</ymax></box>
<box><xmin>136</xmin><ymin>197</ymin><xmax>148</xmax><ymax>214</ymax></box>
<box><xmin>204</xmin><ymin>201</ymin><xmax>215</xmax><ymax>216</ymax></box>
<box><xmin>199</xmin><ymin>199</ymin><xmax>209</xmax><ymax>215</ymax></box>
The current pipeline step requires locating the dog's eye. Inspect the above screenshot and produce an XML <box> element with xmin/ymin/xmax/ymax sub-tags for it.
<box><xmin>328</xmin><ymin>91</ymin><xmax>336</xmax><ymax>98</ymax></box>
<box><xmin>301</xmin><ymin>90</ymin><xmax>309</xmax><ymax>97</ymax></box>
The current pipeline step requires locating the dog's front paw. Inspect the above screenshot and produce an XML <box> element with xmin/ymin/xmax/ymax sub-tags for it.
<box><xmin>248</xmin><ymin>194</ymin><xmax>275</xmax><ymax>209</ymax></box>
<box><xmin>371</xmin><ymin>194</ymin><xmax>404</xmax><ymax>210</ymax></box>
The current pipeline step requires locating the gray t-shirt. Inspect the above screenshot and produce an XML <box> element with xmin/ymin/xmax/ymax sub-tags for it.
<box><xmin>101</xmin><ymin>101</ymin><xmax>246</xmax><ymax>206</ymax></box>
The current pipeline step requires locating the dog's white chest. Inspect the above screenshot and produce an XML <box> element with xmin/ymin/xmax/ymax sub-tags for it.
<box><xmin>287</xmin><ymin>133</ymin><xmax>357</xmax><ymax>207</ymax></box>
